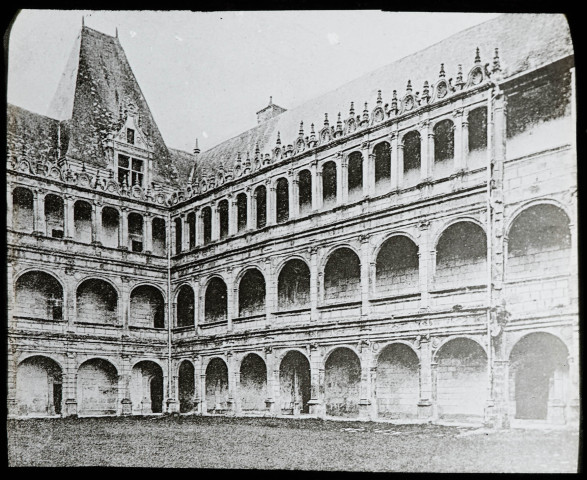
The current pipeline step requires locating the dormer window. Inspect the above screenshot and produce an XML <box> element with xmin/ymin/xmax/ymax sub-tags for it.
<box><xmin>118</xmin><ymin>154</ymin><xmax>144</xmax><ymax>187</ymax></box>
<box><xmin>127</xmin><ymin>128</ymin><xmax>135</xmax><ymax>145</ymax></box>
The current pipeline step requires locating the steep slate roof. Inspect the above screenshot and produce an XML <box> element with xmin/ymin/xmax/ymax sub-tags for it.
<box><xmin>7</xmin><ymin>104</ymin><xmax>60</xmax><ymax>162</ymax></box>
<box><xmin>192</xmin><ymin>13</ymin><xmax>573</xmax><ymax>181</ymax></box>
<box><xmin>46</xmin><ymin>26</ymin><xmax>187</xmax><ymax>188</ymax></box>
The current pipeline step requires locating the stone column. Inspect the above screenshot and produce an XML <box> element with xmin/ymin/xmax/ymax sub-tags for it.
<box><xmin>119</xmin><ymin>207</ymin><xmax>128</xmax><ymax>250</ymax></box>
<box><xmin>453</xmin><ymin>108</ymin><xmax>464</xmax><ymax>171</ymax></box>
<box><xmin>265</xmin><ymin>258</ymin><xmax>275</xmax><ymax>327</ymax></box>
<box><xmin>267</xmin><ymin>184</ymin><xmax>276</xmax><ymax>226</ymax></box>
<box><xmin>32</xmin><ymin>188</ymin><xmax>45</xmax><ymax>236</ymax></box>
<box><xmin>193</xmin><ymin>355</ymin><xmax>202</xmax><ymax>414</ymax></box>
<box><xmin>338</xmin><ymin>154</ymin><xmax>347</xmax><ymax>204</ymax></box>
<box><xmin>91</xmin><ymin>201</ymin><xmax>101</xmax><ymax>245</ymax></box>
<box><xmin>251</xmin><ymin>190</ymin><xmax>258</xmax><ymax>230</ymax></box>
<box><xmin>307</xmin><ymin>345</ymin><xmax>324</xmax><ymax>416</ymax></box>
<box><xmin>462</xmin><ymin>115</ymin><xmax>470</xmax><ymax>170</ymax></box>
<box><xmin>229</xmin><ymin>197</ymin><xmax>238</xmax><ymax>235</ymax></box>
<box><xmin>211</xmin><ymin>204</ymin><xmax>219</xmax><ymax>241</ymax></box>
<box><xmin>6</xmin><ymin>181</ymin><xmax>13</xmax><ymax>231</ymax></box>
<box><xmin>65</xmin><ymin>274</ymin><xmax>75</xmax><ymax>330</ymax></box>
<box><xmin>64</xmin><ymin>195</ymin><xmax>75</xmax><ymax>239</ymax></box>
<box><xmin>264</xmin><ymin>348</ymin><xmax>276</xmax><ymax>414</ymax></box>
<box><xmin>362</xmin><ymin>142</ymin><xmax>374</xmax><ymax>197</ymax></box>
<box><xmin>390</xmin><ymin>130</ymin><xmax>400</xmax><ymax>190</ymax></box>
<box><xmin>143</xmin><ymin>213</ymin><xmax>153</xmax><ymax>254</ymax></box>
<box><xmin>226</xmin><ymin>353</ymin><xmax>239</xmax><ymax>414</ymax></box>
<box><xmin>120</xmin><ymin>354</ymin><xmax>133</xmax><ymax>415</ymax></box>
<box><xmin>420</xmin><ymin>120</ymin><xmax>431</xmax><ymax>180</ymax></box>
<box><xmin>358</xmin><ymin>343</ymin><xmax>374</xmax><ymax>420</ymax></box>
<box><xmin>182</xmin><ymin>213</ymin><xmax>190</xmax><ymax>251</ymax></box>
<box><xmin>121</xmin><ymin>276</ymin><xmax>131</xmax><ymax>330</ymax></box>
<box><xmin>567</xmin><ymin>325</ymin><xmax>580</xmax><ymax>423</ymax></box>
<box><xmin>7</xmin><ymin>344</ymin><xmax>18</xmax><ymax>418</ymax></box>
<box><xmin>63</xmin><ymin>352</ymin><xmax>78</xmax><ymax>417</ymax></box>
<box><xmin>417</xmin><ymin>338</ymin><xmax>434</xmax><ymax>419</ymax></box>
<box><xmin>245</xmin><ymin>189</ymin><xmax>254</xmax><ymax>231</ymax></box>
<box><xmin>196</xmin><ymin>209</ymin><xmax>204</xmax><ymax>246</ymax></box>
<box><xmin>290</xmin><ymin>176</ymin><xmax>299</xmax><ymax>219</ymax></box>
<box><xmin>309</xmin><ymin>246</ymin><xmax>319</xmax><ymax>322</ymax></box>
<box><xmin>311</xmin><ymin>159</ymin><xmax>321</xmax><ymax>211</ymax></box>
<box><xmin>360</xmin><ymin>235</ymin><xmax>371</xmax><ymax>319</ymax></box>
<box><xmin>191</xmin><ymin>278</ymin><xmax>200</xmax><ymax>332</ymax></box>
<box><xmin>418</xmin><ymin>221</ymin><xmax>432</xmax><ymax>309</ymax></box>
<box><xmin>227</xmin><ymin>269</ymin><xmax>235</xmax><ymax>330</ymax></box>
<box><xmin>199</xmin><ymin>371</ymin><xmax>207</xmax><ymax>414</ymax></box>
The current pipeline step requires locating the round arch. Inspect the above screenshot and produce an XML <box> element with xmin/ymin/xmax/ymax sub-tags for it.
<box><xmin>279</xmin><ymin>349</ymin><xmax>311</xmax><ymax>414</ymax></box>
<box><xmin>324</xmin><ymin>347</ymin><xmax>362</xmax><ymax>417</ymax></box>
<box><xmin>16</xmin><ymin>355</ymin><xmax>64</xmax><ymax>417</ymax></box>
<box><xmin>77</xmin><ymin>358</ymin><xmax>119</xmax><ymax>416</ymax></box>
<box><xmin>504</xmin><ymin>198</ymin><xmax>572</xmax><ymax>235</ymax></box>
<box><xmin>130</xmin><ymin>360</ymin><xmax>164</xmax><ymax>414</ymax></box>
<box><xmin>205</xmin><ymin>357</ymin><xmax>229</xmax><ymax>413</ymax></box>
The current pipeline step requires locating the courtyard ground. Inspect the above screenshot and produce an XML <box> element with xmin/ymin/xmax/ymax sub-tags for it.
<box><xmin>7</xmin><ymin>415</ymin><xmax>580</xmax><ymax>471</ymax></box>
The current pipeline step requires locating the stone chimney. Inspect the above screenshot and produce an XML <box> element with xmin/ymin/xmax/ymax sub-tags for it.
<box><xmin>256</xmin><ymin>96</ymin><xmax>287</xmax><ymax>124</ymax></box>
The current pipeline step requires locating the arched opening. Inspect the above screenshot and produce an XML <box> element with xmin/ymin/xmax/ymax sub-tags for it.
<box><xmin>174</xmin><ymin>217</ymin><xmax>183</xmax><ymax>254</ymax></box>
<box><xmin>433</xmin><ymin>119</ymin><xmax>455</xmax><ymax>177</ymax></box>
<box><xmin>101</xmin><ymin>207</ymin><xmax>119</xmax><ymax>249</ymax></box>
<box><xmin>12</xmin><ymin>187</ymin><xmax>33</xmax><ymax>232</ymax></box>
<box><xmin>130</xmin><ymin>361</ymin><xmax>164</xmax><ymax>414</ymax></box>
<box><xmin>187</xmin><ymin>212</ymin><xmax>196</xmax><ymax>249</ymax></box>
<box><xmin>509</xmin><ymin>333</ymin><xmax>569</xmax><ymax>422</ymax></box>
<box><xmin>178</xmin><ymin>361</ymin><xmax>195</xmax><ymax>413</ymax></box>
<box><xmin>77</xmin><ymin>358</ymin><xmax>118</xmax><ymax>416</ymax></box>
<box><xmin>279</xmin><ymin>351</ymin><xmax>311</xmax><ymax>414</ymax></box>
<box><xmin>436</xmin><ymin>338</ymin><xmax>487</xmax><ymax>420</ymax></box>
<box><xmin>324</xmin><ymin>348</ymin><xmax>361</xmax><ymax>417</ymax></box>
<box><xmin>347</xmin><ymin>152</ymin><xmax>363</xmax><ymax>201</ymax></box>
<box><xmin>130</xmin><ymin>285</ymin><xmax>165</xmax><ymax>329</ymax></box>
<box><xmin>76</xmin><ymin>279</ymin><xmax>118</xmax><ymax>325</ymax></box>
<box><xmin>204</xmin><ymin>277</ymin><xmax>227</xmax><ymax>324</ymax></box>
<box><xmin>128</xmin><ymin>212</ymin><xmax>143</xmax><ymax>253</ymax></box>
<box><xmin>44</xmin><ymin>194</ymin><xmax>64</xmax><ymax>238</ymax></box>
<box><xmin>278</xmin><ymin>259</ymin><xmax>310</xmax><ymax>310</ymax></box>
<box><xmin>375</xmin><ymin>235</ymin><xmax>419</xmax><ymax>296</ymax></box>
<box><xmin>238</xmin><ymin>268</ymin><xmax>266</xmax><ymax>317</ymax></box>
<box><xmin>218</xmin><ymin>199</ymin><xmax>229</xmax><ymax>239</ymax></box>
<box><xmin>276</xmin><ymin>177</ymin><xmax>289</xmax><ymax>223</ymax></box>
<box><xmin>374</xmin><ymin>141</ymin><xmax>391</xmax><ymax>193</ymax></box>
<box><xmin>254</xmin><ymin>185</ymin><xmax>267</xmax><ymax>229</ymax></box>
<box><xmin>468</xmin><ymin>107</ymin><xmax>488</xmax><ymax>168</ymax></box>
<box><xmin>237</xmin><ymin>192</ymin><xmax>248</xmax><ymax>232</ymax></box>
<box><xmin>202</xmin><ymin>206</ymin><xmax>212</xmax><ymax>244</ymax></box>
<box><xmin>376</xmin><ymin>344</ymin><xmax>419</xmax><ymax>419</ymax></box>
<box><xmin>507</xmin><ymin>204</ymin><xmax>571</xmax><ymax>279</ymax></box>
<box><xmin>176</xmin><ymin>285</ymin><xmax>195</xmax><ymax>327</ymax></box>
<box><xmin>240</xmin><ymin>353</ymin><xmax>267</xmax><ymax>411</ymax></box>
<box><xmin>15</xmin><ymin>271</ymin><xmax>63</xmax><ymax>320</ymax></box>
<box><xmin>403</xmin><ymin>131</ymin><xmax>421</xmax><ymax>184</ymax></box>
<box><xmin>16</xmin><ymin>356</ymin><xmax>63</xmax><ymax>417</ymax></box>
<box><xmin>435</xmin><ymin>222</ymin><xmax>487</xmax><ymax>288</ymax></box>
<box><xmin>205</xmin><ymin>358</ymin><xmax>229</xmax><ymax>413</ymax></box>
<box><xmin>74</xmin><ymin>200</ymin><xmax>92</xmax><ymax>243</ymax></box>
<box><xmin>152</xmin><ymin>217</ymin><xmax>166</xmax><ymax>256</ymax></box>
<box><xmin>324</xmin><ymin>248</ymin><xmax>361</xmax><ymax>303</ymax></box>
<box><xmin>298</xmin><ymin>169</ymin><xmax>312</xmax><ymax>214</ymax></box>
<box><xmin>322</xmin><ymin>161</ymin><xmax>337</xmax><ymax>207</ymax></box>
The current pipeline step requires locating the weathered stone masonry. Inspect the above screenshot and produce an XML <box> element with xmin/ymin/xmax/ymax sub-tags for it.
<box><xmin>7</xmin><ymin>15</ymin><xmax>578</xmax><ymax>427</ymax></box>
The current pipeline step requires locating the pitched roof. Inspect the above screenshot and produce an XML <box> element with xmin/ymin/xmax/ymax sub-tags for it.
<box><xmin>191</xmin><ymin>13</ymin><xmax>573</xmax><ymax>181</ymax></box>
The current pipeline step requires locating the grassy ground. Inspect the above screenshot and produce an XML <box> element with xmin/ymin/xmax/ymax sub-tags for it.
<box><xmin>7</xmin><ymin>415</ymin><xmax>579</xmax><ymax>471</ymax></box>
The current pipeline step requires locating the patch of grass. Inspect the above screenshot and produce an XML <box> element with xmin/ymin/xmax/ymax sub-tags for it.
<box><xmin>7</xmin><ymin>415</ymin><xmax>579</xmax><ymax>471</ymax></box>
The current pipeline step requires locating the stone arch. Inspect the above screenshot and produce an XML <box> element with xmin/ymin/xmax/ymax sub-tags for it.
<box><xmin>324</xmin><ymin>347</ymin><xmax>361</xmax><ymax>417</ymax></box>
<box><xmin>74</xmin><ymin>199</ymin><xmax>92</xmax><ymax>243</ymax></box>
<box><xmin>77</xmin><ymin>358</ymin><xmax>119</xmax><ymax>416</ymax></box>
<box><xmin>128</xmin><ymin>212</ymin><xmax>144</xmax><ymax>252</ymax></box>
<box><xmin>44</xmin><ymin>193</ymin><xmax>64</xmax><ymax>238</ymax></box>
<box><xmin>101</xmin><ymin>206</ymin><xmax>120</xmax><ymax>248</ymax></box>
<box><xmin>375</xmin><ymin>343</ymin><xmax>420</xmax><ymax>419</ymax></box>
<box><xmin>277</xmin><ymin>258</ymin><xmax>311</xmax><ymax>310</ymax></box>
<box><xmin>279</xmin><ymin>350</ymin><xmax>311</xmax><ymax>414</ymax></box>
<box><xmin>236</xmin><ymin>192</ymin><xmax>248</xmax><ymax>232</ymax></box>
<box><xmin>218</xmin><ymin>199</ymin><xmax>229</xmax><ymax>239</ymax></box>
<box><xmin>204</xmin><ymin>276</ymin><xmax>228</xmax><ymax>324</ymax></box>
<box><xmin>402</xmin><ymin>130</ymin><xmax>421</xmax><ymax>178</ymax></box>
<box><xmin>238</xmin><ymin>268</ymin><xmax>266</xmax><ymax>317</ymax></box>
<box><xmin>240</xmin><ymin>353</ymin><xmax>267</xmax><ymax>411</ymax></box>
<box><xmin>76</xmin><ymin>278</ymin><xmax>119</xmax><ymax>325</ymax></box>
<box><xmin>435</xmin><ymin>220</ymin><xmax>487</xmax><ymax>288</ymax></box>
<box><xmin>14</xmin><ymin>270</ymin><xmax>64</xmax><ymax>321</ymax></box>
<box><xmin>506</xmin><ymin>203</ymin><xmax>571</xmax><ymax>279</ymax></box>
<box><xmin>374</xmin><ymin>141</ymin><xmax>392</xmax><ymax>191</ymax></box>
<box><xmin>323</xmin><ymin>247</ymin><xmax>361</xmax><ymax>303</ymax></box>
<box><xmin>205</xmin><ymin>357</ymin><xmax>229</xmax><ymax>413</ymax></box>
<box><xmin>433</xmin><ymin>118</ymin><xmax>455</xmax><ymax>170</ymax></box>
<box><xmin>298</xmin><ymin>169</ymin><xmax>312</xmax><ymax>214</ymax></box>
<box><xmin>178</xmin><ymin>360</ymin><xmax>195</xmax><ymax>413</ymax></box>
<box><xmin>130</xmin><ymin>284</ymin><xmax>165</xmax><ymax>329</ymax></box>
<box><xmin>176</xmin><ymin>284</ymin><xmax>195</xmax><ymax>327</ymax></box>
<box><xmin>347</xmin><ymin>151</ymin><xmax>363</xmax><ymax>200</ymax></box>
<box><xmin>375</xmin><ymin>234</ymin><xmax>419</xmax><ymax>296</ymax></box>
<box><xmin>152</xmin><ymin>216</ymin><xmax>166</xmax><ymax>255</ymax></box>
<box><xmin>434</xmin><ymin>337</ymin><xmax>488</xmax><ymax>420</ymax></box>
<box><xmin>254</xmin><ymin>184</ymin><xmax>267</xmax><ymax>229</ymax></box>
<box><xmin>16</xmin><ymin>355</ymin><xmax>63</xmax><ymax>417</ymax></box>
<box><xmin>508</xmin><ymin>332</ymin><xmax>570</xmax><ymax>422</ymax></box>
<box><xmin>12</xmin><ymin>186</ymin><xmax>34</xmax><ymax>232</ymax></box>
<box><xmin>276</xmin><ymin>177</ymin><xmax>289</xmax><ymax>223</ymax></box>
<box><xmin>130</xmin><ymin>360</ymin><xmax>164</xmax><ymax>414</ymax></box>
<box><xmin>202</xmin><ymin>206</ymin><xmax>212</xmax><ymax>244</ymax></box>
<box><xmin>322</xmin><ymin>160</ymin><xmax>337</xmax><ymax>207</ymax></box>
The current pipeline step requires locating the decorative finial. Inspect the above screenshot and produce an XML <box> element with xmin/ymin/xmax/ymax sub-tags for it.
<box><xmin>336</xmin><ymin>112</ymin><xmax>342</xmax><ymax>130</ymax></box>
<box><xmin>391</xmin><ymin>90</ymin><xmax>398</xmax><ymax>113</ymax></box>
<box><xmin>456</xmin><ymin>64</ymin><xmax>464</xmax><ymax>88</ymax></box>
<box><xmin>269</xmin><ymin>96</ymin><xmax>273</xmax><ymax>105</ymax></box>
<box><xmin>82</xmin><ymin>162</ymin><xmax>86</xmax><ymax>172</ymax></box>
<box><xmin>349</xmin><ymin>101</ymin><xmax>355</xmax><ymax>116</ymax></box>
<box><xmin>406</xmin><ymin>80</ymin><xmax>412</xmax><ymax>92</ymax></box>
<box><xmin>193</xmin><ymin>138</ymin><xmax>200</xmax><ymax>155</ymax></box>
<box><xmin>377</xmin><ymin>90</ymin><xmax>382</xmax><ymax>105</ymax></box>
<box><xmin>276</xmin><ymin>131</ymin><xmax>281</xmax><ymax>145</ymax></box>
<box><xmin>492</xmin><ymin>48</ymin><xmax>501</xmax><ymax>74</ymax></box>
<box><xmin>324</xmin><ymin>113</ymin><xmax>329</xmax><ymax>127</ymax></box>
<box><xmin>362</xmin><ymin>102</ymin><xmax>369</xmax><ymax>121</ymax></box>
<box><xmin>255</xmin><ymin>142</ymin><xmax>260</xmax><ymax>157</ymax></box>
<box><xmin>439</xmin><ymin>63</ymin><xmax>445</xmax><ymax>78</ymax></box>
<box><xmin>299</xmin><ymin>121</ymin><xmax>304</xmax><ymax>136</ymax></box>
<box><xmin>310</xmin><ymin>123</ymin><xmax>316</xmax><ymax>136</ymax></box>
<box><xmin>422</xmin><ymin>81</ymin><xmax>430</xmax><ymax>103</ymax></box>
<box><xmin>475</xmin><ymin>47</ymin><xmax>481</xmax><ymax>64</ymax></box>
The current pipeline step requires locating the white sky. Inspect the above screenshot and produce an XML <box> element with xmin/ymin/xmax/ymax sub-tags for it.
<box><xmin>7</xmin><ymin>10</ymin><xmax>500</xmax><ymax>153</ymax></box>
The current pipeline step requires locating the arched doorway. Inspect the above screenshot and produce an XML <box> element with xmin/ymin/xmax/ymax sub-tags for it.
<box><xmin>77</xmin><ymin>359</ymin><xmax>118</xmax><ymax>416</ymax></box>
<box><xmin>324</xmin><ymin>347</ymin><xmax>361</xmax><ymax>417</ymax></box>
<box><xmin>178</xmin><ymin>361</ymin><xmax>195</xmax><ymax>413</ymax></box>
<box><xmin>130</xmin><ymin>361</ymin><xmax>164</xmax><ymax>414</ymax></box>
<box><xmin>240</xmin><ymin>353</ymin><xmax>267</xmax><ymax>411</ymax></box>
<box><xmin>16</xmin><ymin>356</ymin><xmax>63</xmax><ymax>417</ymax></box>
<box><xmin>279</xmin><ymin>351</ymin><xmax>311</xmax><ymax>414</ymax></box>
<box><xmin>509</xmin><ymin>332</ymin><xmax>569</xmax><ymax>422</ymax></box>
<box><xmin>205</xmin><ymin>358</ymin><xmax>229</xmax><ymax>413</ymax></box>
<box><xmin>375</xmin><ymin>344</ymin><xmax>419</xmax><ymax>419</ymax></box>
